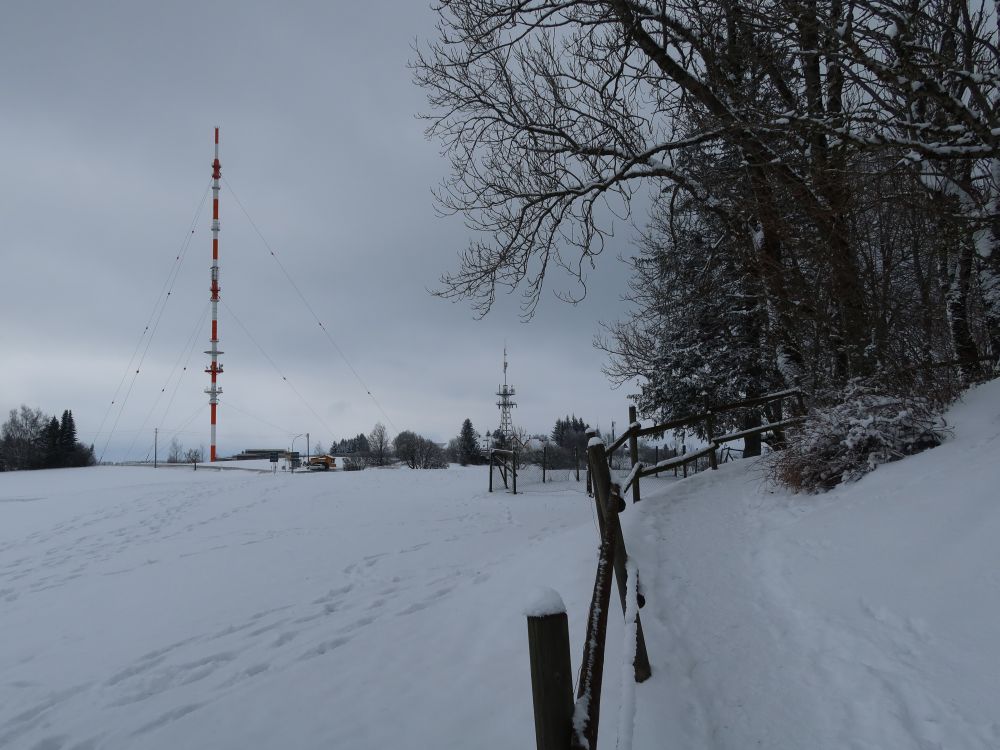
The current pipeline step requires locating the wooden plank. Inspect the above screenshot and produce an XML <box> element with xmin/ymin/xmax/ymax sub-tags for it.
<box><xmin>638</xmin><ymin>444</ymin><xmax>715</xmax><ymax>478</ymax></box>
<box><xmin>572</xmin><ymin>516</ymin><xmax>616</xmax><ymax>750</ymax></box>
<box><xmin>606</xmin><ymin>432</ymin><xmax>630</xmax><ymax>456</ymax></box>
<box><xmin>634</xmin><ymin>413</ymin><xmax>704</xmax><ymax>438</ymax></box>
<box><xmin>628</xmin><ymin>406</ymin><xmax>641</xmax><ymax>503</ymax></box>
<box><xmin>711</xmin><ymin>416</ymin><xmax>805</xmax><ymax>445</ymax></box>
<box><xmin>633</xmin><ymin>389</ymin><xmax>803</xmax><ymax>441</ymax></box>
<box><xmin>711</xmin><ymin>388</ymin><xmax>801</xmax><ymax>413</ymax></box>
<box><xmin>588</xmin><ymin>445</ymin><xmax>652</xmax><ymax>683</ymax></box>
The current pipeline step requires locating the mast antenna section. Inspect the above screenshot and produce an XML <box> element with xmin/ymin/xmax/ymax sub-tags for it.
<box><xmin>205</xmin><ymin>126</ymin><xmax>223</xmax><ymax>461</ymax></box>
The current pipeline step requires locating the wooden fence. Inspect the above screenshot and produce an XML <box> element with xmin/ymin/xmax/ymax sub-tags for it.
<box><xmin>603</xmin><ymin>389</ymin><xmax>806</xmax><ymax>503</ymax></box>
<box><xmin>525</xmin><ymin>387</ymin><xmax>808</xmax><ymax>749</ymax></box>
<box><xmin>526</xmin><ymin>441</ymin><xmax>651</xmax><ymax>750</ymax></box>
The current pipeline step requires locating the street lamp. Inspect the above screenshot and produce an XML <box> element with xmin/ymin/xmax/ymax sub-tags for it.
<box><xmin>291</xmin><ymin>434</ymin><xmax>305</xmax><ymax>471</ymax></box>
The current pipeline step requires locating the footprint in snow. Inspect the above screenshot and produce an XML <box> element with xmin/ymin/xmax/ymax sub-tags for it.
<box><xmin>298</xmin><ymin>636</ymin><xmax>350</xmax><ymax>660</ymax></box>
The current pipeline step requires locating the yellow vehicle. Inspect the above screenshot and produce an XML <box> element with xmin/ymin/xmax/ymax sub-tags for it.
<box><xmin>307</xmin><ymin>454</ymin><xmax>336</xmax><ymax>471</ymax></box>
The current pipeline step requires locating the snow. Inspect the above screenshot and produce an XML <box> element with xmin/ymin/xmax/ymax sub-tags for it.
<box><xmin>523</xmin><ymin>586</ymin><xmax>566</xmax><ymax>617</ymax></box>
<box><xmin>621</xmin><ymin>378</ymin><xmax>1000</xmax><ymax>748</ymax></box>
<box><xmin>623</xmin><ymin>461</ymin><xmax>643</xmax><ymax>490</ymax></box>
<box><xmin>2</xmin><ymin>379</ymin><xmax>1000</xmax><ymax>748</ymax></box>
<box><xmin>616</xmin><ymin>557</ymin><xmax>640</xmax><ymax>750</ymax></box>
<box><xmin>0</xmin><ymin>466</ymin><xmax>605</xmax><ymax>749</ymax></box>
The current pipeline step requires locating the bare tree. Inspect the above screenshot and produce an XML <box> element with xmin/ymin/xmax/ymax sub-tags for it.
<box><xmin>367</xmin><ymin>422</ymin><xmax>391</xmax><ymax>467</ymax></box>
<box><xmin>416</xmin><ymin>0</ymin><xmax>1000</xmax><ymax>395</ymax></box>
<box><xmin>167</xmin><ymin>438</ymin><xmax>183</xmax><ymax>464</ymax></box>
<box><xmin>0</xmin><ymin>405</ymin><xmax>47</xmax><ymax>470</ymax></box>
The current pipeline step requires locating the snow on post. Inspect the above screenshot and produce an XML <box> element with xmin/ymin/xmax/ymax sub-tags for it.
<box><xmin>523</xmin><ymin>587</ymin><xmax>567</xmax><ymax>618</ymax></box>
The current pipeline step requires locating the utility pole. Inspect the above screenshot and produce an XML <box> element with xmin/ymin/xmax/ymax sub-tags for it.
<box><xmin>154</xmin><ymin>428</ymin><xmax>158</xmax><ymax>468</ymax></box>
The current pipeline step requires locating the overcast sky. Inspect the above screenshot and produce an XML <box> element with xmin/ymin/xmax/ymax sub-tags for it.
<box><xmin>0</xmin><ymin>2</ymin><xmax>643</xmax><ymax>461</ymax></box>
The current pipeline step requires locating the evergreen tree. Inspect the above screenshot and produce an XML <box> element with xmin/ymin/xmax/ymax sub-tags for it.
<box><xmin>43</xmin><ymin>417</ymin><xmax>61</xmax><ymax>468</ymax></box>
<box><xmin>354</xmin><ymin>433</ymin><xmax>370</xmax><ymax>455</ymax></box>
<box><xmin>456</xmin><ymin>418</ymin><xmax>482</xmax><ymax>466</ymax></box>
<box><xmin>551</xmin><ymin>415</ymin><xmax>589</xmax><ymax>452</ymax></box>
<box><xmin>59</xmin><ymin>410</ymin><xmax>77</xmax><ymax>460</ymax></box>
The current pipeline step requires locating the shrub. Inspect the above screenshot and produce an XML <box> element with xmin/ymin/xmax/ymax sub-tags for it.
<box><xmin>342</xmin><ymin>456</ymin><xmax>366</xmax><ymax>471</ymax></box>
<box><xmin>770</xmin><ymin>384</ymin><xmax>949</xmax><ymax>492</ymax></box>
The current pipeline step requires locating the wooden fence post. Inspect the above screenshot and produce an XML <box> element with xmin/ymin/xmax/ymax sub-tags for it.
<box><xmin>512</xmin><ymin>452</ymin><xmax>517</xmax><ymax>495</ymax></box>
<box><xmin>575</xmin><ymin>446</ymin><xmax>580</xmax><ymax>482</ymax></box>
<box><xmin>542</xmin><ymin>445</ymin><xmax>547</xmax><ymax>484</ymax></box>
<box><xmin>489</xmin><ymin>451</ymin><xmax>494</xmax><ymax>493</ymax></box>
<box><xmin>585</xmin><ymin>428</ymin><xmax>597</xmax><ymax>497</ymax></box>
<box><xmin>587</xmin><ymin>443</ymin><xmax>652</xmax><ymax>683</ymax></box>
<box><xmin>628</xmin><ymin>406</ymin><xmax>641</xmax><ymax>503</ymax></box>
<box><xmin>526</xmin><ymin>607</ymin><xmax>574</xmax><ymax>750</ymax></box>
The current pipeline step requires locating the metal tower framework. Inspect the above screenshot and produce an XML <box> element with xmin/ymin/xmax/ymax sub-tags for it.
<box><xmin>205</xmin><ymin>127</ymin><xmax>224</xmax><ymax>461</ymax></box>
<box><xmin>496</xmin><ymin>346</ymin><xmax>517</xmax><ymax>444</ymax></box>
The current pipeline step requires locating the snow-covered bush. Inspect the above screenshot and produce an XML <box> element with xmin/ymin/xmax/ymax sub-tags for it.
<box><xmin>341</xmin><ymin>456</ymin><xmax>366</xmax><ymax>471</ymax></box>
<box><xmin>771</xmin><ymin>385</ymin><xmax>949</xmax><ymax>492</ymax></box>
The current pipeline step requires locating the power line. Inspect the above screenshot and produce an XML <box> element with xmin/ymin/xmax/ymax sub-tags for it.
<box><xmin>221</xmin><ymin>298</ymin><xmax>337</xmax><ymax>438</ymax></box>
<box><xmin>125</xmin><ymin>302</ymin><xmax>208</xmax><ymax>456</ymax></box>
<box><xmin>97</xmin><ymin>180</ymin><xmax>212</xmax><ymax>462</ymax></box>
<box><xmin>221</xmin><ymin>399</ymin><xmax>295</xmax><ymax>436</ymax></box>
<box><xmin>222</xmin><ymin>176</ymin><xmax>396</xmax><ymax>431</ymax></box>
<box><xmin>156</xmin><ymin>302</ymin><xmax>211</xmax><ymax>438</ymax></box>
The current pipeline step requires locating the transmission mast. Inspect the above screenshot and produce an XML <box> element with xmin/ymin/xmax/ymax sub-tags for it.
<box><xmin>496</xmin><ymin>346</ymin><xmax>517</xmax><ymax>445</ymax></box>
<box><xmin>205</xmin><ymin>127</ymin><xmax>224</xmax><ymax>461</ymax></box>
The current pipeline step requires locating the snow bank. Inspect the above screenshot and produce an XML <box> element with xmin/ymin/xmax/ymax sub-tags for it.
<box><xmin>621</xmin><ymin>377</ymin><xmax>1000</xmax><ymax>749</ymax></box>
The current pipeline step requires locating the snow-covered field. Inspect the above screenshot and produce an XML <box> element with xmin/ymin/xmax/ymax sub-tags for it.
<box><xmin>2</xmin><ymin>379</ymin><xmax>999</xmax><ymax>749</ymax></box>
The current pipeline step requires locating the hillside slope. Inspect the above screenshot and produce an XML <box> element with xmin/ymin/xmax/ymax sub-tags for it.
<box><xmin>624</xmin><ymin>377</ymin><xmax>1000</xmax><ymax>748</ymax></box>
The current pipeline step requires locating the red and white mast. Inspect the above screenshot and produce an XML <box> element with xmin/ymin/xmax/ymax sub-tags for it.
<box><xmin>206</xmin><ymin>127</ymin><xmax>223</xmax><ymax>461</ymax></box>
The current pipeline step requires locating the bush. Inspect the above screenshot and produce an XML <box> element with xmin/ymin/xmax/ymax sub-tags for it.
<box><xmin>770</xmin><ymin>384</ymin><xmax>949</xmax><ymax>492</ymax></box>
<box><xmin>342</xmin><ymin>456</ymin><xmax>366</xmax><ymax>471</ymax></box>
<box><xmin>393</xmin><ymin>430</ymin><xmax>448</xmax><ymax>469</ymax></box>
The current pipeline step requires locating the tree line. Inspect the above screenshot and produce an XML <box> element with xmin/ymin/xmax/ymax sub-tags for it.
<box><xmin>1</xmin><ymin>406</ymin><xmax>96</xmax><ymax>471</ymax></box>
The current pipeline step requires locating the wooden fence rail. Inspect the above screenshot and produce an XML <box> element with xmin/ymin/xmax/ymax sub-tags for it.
<box><xmin>609</xmin><ymin>388</ymin><xmax>807</xmax><ymax>502</ymax></box>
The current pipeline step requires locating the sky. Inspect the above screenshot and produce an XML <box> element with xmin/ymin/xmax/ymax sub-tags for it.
<box><xmin>0</xmin><ymin>1</ymin><xmax>643</xmax><ymax>461</ymax></box>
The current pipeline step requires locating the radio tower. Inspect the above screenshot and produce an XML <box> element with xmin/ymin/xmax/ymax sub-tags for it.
<box><xmin>205</xmin><ymin>127</ymin><xmax>224</xmax><ymax>461</ymax></box>
<box><xmin>496</xmin><ymin>345</ymin><xmax>517</xmax><ymax>446</ymax></box>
